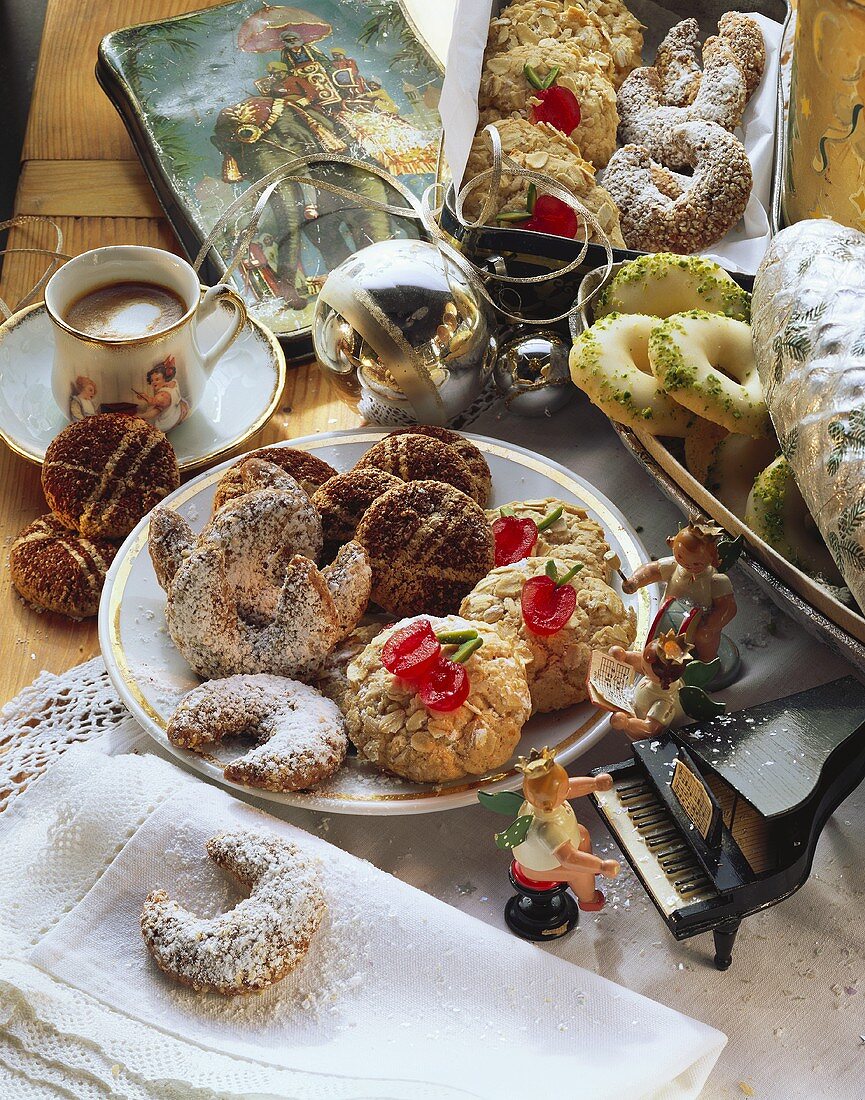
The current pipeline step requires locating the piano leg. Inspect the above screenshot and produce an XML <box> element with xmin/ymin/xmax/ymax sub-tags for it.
<box><xmin>713</xmin><ymin>919</ymin><xmax>741</xmax><ymax>971</ymax></box>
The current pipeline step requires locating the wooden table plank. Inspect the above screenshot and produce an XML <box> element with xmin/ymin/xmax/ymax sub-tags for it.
<box><xmin>22</xmin><ymin>0</ymin><xmax>225</xmax><ymax>163</ymax></box>
<box><xmin>16</xmin><ymin>160</ymin><xmax>163</xmax><ymax>218</ymax></box>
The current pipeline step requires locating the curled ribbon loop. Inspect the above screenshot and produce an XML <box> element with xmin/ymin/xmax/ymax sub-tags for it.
<box><xmin>0</xmin><ymin>216</ymin><xmax>70</xmax><ymax>320</ymax></box>
<box><xmin>192</xmin><ymin>125</ymin><xmax>613</xmax><ymax>330</ymax></box>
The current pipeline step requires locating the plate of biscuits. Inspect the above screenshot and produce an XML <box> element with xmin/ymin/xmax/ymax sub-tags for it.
<box><xmin>99</xmin><ymin>427</ymin><xmax>657</xmax><ymax>813</ymax></box>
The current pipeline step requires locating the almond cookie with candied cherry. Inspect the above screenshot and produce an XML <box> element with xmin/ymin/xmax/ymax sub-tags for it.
<box><xmin>460</xmin><ymin>557</ymin><xmax>635</xmax><ymax>712</ymax></box>
<box><xmin>344</xmin><ymin>615</ymin><xmax>532</xmax><ymax>783</ymax></box>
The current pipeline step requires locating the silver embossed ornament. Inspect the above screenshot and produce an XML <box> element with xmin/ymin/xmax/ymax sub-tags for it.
<box><xmin>313</xmin><ymin>238</ymin><xmax>497</xmax><ymax>427</ymax></box>
<box><xmin>494</xmin><ymin>329</ymin><xmax>575</xmax><ymax>416</ymax></box>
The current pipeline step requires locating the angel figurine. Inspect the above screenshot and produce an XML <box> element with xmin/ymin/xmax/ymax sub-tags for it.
<box><xmin>622</xmin><ymin>521</ymin><xmax>741</xmax><ymax>686</ymax></box>
<box><xmin>479</xmin><ymin>747</ymin><xmax>620</xmax><ymax>940</ymax></box>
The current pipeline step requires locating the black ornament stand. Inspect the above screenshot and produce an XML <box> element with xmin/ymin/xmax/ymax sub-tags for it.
<box><xmin>504</xmin><ymin>862</ymin><xmax>579</xmax><ymax>941</ymax></box>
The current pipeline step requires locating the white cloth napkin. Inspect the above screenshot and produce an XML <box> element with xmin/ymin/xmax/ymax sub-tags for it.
<box><xmin>440</xmin><ymin>1</ymin><xmax>783</xmax><ymax>274</ymax></box>
<box><xmin>0</xmin><ymin>744</ymin><xmax>725</xmax><ymax>1099</ymax></box>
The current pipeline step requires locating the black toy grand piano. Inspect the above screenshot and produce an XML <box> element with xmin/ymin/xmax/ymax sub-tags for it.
<box><xmin>590</xmin><ymin>676</ymin><xmax>865</xmax><ymax>970</ymax></box>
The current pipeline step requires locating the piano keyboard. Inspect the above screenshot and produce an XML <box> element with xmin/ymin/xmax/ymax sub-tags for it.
<box><xmin>594</xmin><ymin>775</ymin><xmax>720</xmax><ymax>917</ymax></box>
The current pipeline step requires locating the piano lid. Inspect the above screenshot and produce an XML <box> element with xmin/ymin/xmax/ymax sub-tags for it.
<box><xmin>677</xmin><ymin>677</ymin><xmax>865</xmax><ymax>820</ymax></box>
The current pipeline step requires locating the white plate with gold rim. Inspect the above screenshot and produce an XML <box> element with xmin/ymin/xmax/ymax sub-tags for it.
<box><xmin>0</xmin><ymin>302</ymin><xmax>285</xmax><ymax>473</ymax></box>
<box><xmin>99</xmin><ymin>430</ymin><xmax>658</xmax><ymax>814</ymax></box>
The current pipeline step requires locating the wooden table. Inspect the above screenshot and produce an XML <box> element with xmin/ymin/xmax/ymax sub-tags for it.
<box><xmin>0</xmin><ymin>0</ymin><xmax>360</xmax><ymax>705</ymax></box>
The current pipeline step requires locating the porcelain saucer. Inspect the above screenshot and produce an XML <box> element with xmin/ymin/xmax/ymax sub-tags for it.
<box><xmin>0</xmin><ymin>302</ymin><xmax>286</xmax><ymax>473</ymax></box>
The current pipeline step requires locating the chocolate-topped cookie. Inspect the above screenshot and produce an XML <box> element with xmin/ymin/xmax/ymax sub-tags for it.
<box><xmin>42</xmin><ymin>414</ymin><xmax>179</xmax><ymax>539</ymax></box>
<box><xmin>212</xmin><ymin>446</ymin><xmax>337</xmax><ymax>512</ymax></box>
<box><xmin>385</xmin><ymin>426</ymin><xmax>491</xmax><ymax>505</ymax></box>
<box><xmin>10</xmin><ymin>514</ymin><xmax>119</xmax><ymax>618</ymax></box>
<box><xmin>355</xmin><ymin>480</ymin><xmax>494</xmax><ymax>616</ymax></box>
<box><xmin>312</xmin><ymin>468</ymin><xmax>402</xmax><ymax>546</ymax></box>
<box><xmin>354</xmin><ymin>434</ymin><xmax>476</xmax><ymax>501</ymax></box>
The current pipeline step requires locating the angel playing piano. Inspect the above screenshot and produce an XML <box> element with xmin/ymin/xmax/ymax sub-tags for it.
<box><xmin>622</xmin><ymin>522</ymin><xmax>738</xmax><ymax>664</ymax></box>
<box><xmin>479</xmin><ymin>748</ymin><xmax>620</xmax><ymax>939</ymax></box>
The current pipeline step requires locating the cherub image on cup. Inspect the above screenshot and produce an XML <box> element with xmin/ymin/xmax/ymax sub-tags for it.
<box><xmin>69</xmin><ymin>375</ymin><xmax>98</xmax><ymax>421</ymax></box>
<box><xmin>134</xmin><ymin>356</ymin><xmax>190</xmax><ymax>432</ymax></box>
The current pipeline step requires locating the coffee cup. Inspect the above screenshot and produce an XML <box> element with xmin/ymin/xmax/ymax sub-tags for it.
<box><xmin>44</xmin><ymin>245</ymin><xmax>247</xmax><ymax>432</ymax></box>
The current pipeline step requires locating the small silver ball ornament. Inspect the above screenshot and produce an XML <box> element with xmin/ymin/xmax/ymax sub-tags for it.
<box><xmin>313</xmin><ymin>238</ymin><xmax>497</xmax><ymax>426</ymax></box>
<box><xmin>494</xmin><ymin>329</ymin><xmax>576</xmax><ymax>416</ymax></box>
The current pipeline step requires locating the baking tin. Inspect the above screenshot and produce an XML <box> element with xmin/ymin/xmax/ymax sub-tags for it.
<box><xmin>97</xmin><ymin>0</ymin><xmax>444</xmax><ymax>363</ymax></box>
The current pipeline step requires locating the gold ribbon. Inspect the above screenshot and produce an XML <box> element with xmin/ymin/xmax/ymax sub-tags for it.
<box><xmin>0</xmin><ymin>216</ymin><xmax>69</xmax><ymax>320</ymax></box>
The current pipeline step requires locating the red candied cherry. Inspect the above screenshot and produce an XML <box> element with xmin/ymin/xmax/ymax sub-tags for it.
<box><xmin>492</xmin><ymin>503</ymin><xmax>564</xmax><ymax>566</ymax></box>
<box><xmin>521</xmin><ymin>561</ymin><xmax>584</xmax><ymax>636</ymax></box>
<box><xmin>419</xmin><ymin>635</ymin><xmax>483</xmax><ymax>712</ymax></box>
<box><xmin>381</xmin><ymin>619</ymin><xmax>441</xmax><ymax>682</ymax></box>
<box><xmin>523</xmin><ymin>195</ymin><xmax>579</xmax><ymax>238</ymax></box>
<box><xmin>531</xmin><ymin>86</ymin><xmax>582</xmax><ymax>134</ymax></box>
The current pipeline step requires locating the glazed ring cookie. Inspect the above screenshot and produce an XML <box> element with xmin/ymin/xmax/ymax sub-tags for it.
<box><xmin>487</xmin><ymin>497</ymin><xmax>614</xmax><ymax>581</ymax></box>
<box><xmin>212</xmin><ymin>446</ymin><xmax>337</xmax><ymax>512</ymax></box>
<box><xmin>649</xmin><ymin>311</ymin><xmax>769</xmax><ymax>437</ymax></box>
<box><xmin>603</xmin><ymin>121</ymin><xmax>752</xmax><ymax>254</ymax></box>
<box><xmin>355</xmin><ymin>480</ymin><xmax>494</xmax><ymax>617</ymax></box>
<box><xmin>569</xmin><ymin>313</ymin><xmax>696</xmax><ymax>436</ymax></box>
<box><xmin>312</xmin><ymin>468</ymin><xmax>403</xmax><ymax>546</ymax></box>
<box><xmin>150</xmin><ymin>463</ymin><xmax>371</xmax><ymax>679</ymax></box>
<box><xmin>168</xmin><ymin>674</ymin><xmax>348</xmax><ymax>791</ymax></box>
<box><xmin>745</xmin><ymin>456</ymin><xmax>843</xmax><ymax>582</ymax></box>
<box><xmin>354</xmin><ymin>434</ymin><xmax>476</xmax><ymax>501</ymax></box>
<box><xmin>385</xmin><ymin>426</ymin><xmax>492</xmax><ymax>505</ymax></box>
<box><xmin>596</xmin><ymin>254</ymin><xmax>751</xmax><ymax>322</ymax></box>
<box><xmin>10</xmin><ymin>514</ymin><xmax>119</xmax><ymax>618</ymax></box>
<box><xmin>42</xmin><ymin>414</ymin><xmax>179</xmax><ymax>539</ymax></box>
<box><xmin>141</xmin><ymin>830</ymin><xmax>325</xmax><ymax>995</ymax></box>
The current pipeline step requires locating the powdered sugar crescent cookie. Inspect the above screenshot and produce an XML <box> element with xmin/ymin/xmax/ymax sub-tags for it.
<box><xmin>10</xmin><ymin>514</ymin><xmax>119</xmax><ymax>618</ymax></box>
<box><xmin>464</xmin><ymin>117</ymin><xmax>624</xmax><ymax>246</ymax></box>
<box><xmin>168</xmin><ymin>674</ymin><xmax>348</xmax><ymax>791</ymax></box>
<box><xmin>487</xmin><ymin>497</ymin><xmax>615</xmax><ymax>580</ymax></box>
<box><xmin>345</xmin><ymin>615</ymin><xmax>532</xmax><ymax>783</ymax></box>
<box><xmin>479</xmin><ymin>40</ymin><xmax>618</xmax><ymax>167</ymax></box>
<box><xmin>212</xmin><ymin>447</ymin><xmax>337</xmax><ymax>512</ymax></box>
<box><xmin>460</xmin><ymin>558</ymin><xmax>636</xmax><ymax>712</ymax></box>
<box><xmin>355</xmin><ymin>480</ymin><xmax>494</xmax><ymax>617</ymax></box>
<box><xmin>141</xmin><ymin>830</ymin><xmax>325</xmax><ymax>995</ymax></box>
<box><xmin>150</xmin><ymin>465</ymin><xmax>371</xmax><ymax>679</ymax></box>
<box><xmin>385</xmin><ymin>426</ymin><xmax>492</xmax><ymax>505</ymax></box>
<box><xmin>354</xmin><ymin>434</ymin><xmax>476</xmax><ymax>500</ymax></box>
<box><xmin>42</xmin><ymin>414</ymin><xmax>179</xmax><ymax>538</ymax></box>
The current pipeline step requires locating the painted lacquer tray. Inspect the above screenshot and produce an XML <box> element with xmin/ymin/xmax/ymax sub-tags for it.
<box><xmin>97</xmin><ymin>1</ymin><xmax>445</xmax><ymax>361</ymax></box>
<box><xmin>98</xmin><ymin>430</ymin><xmax>658</xmax><ymax>815</ymax></box>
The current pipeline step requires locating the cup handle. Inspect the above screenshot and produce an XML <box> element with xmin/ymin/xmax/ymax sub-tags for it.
<box><xmin>194</xmin><ymin>283</ymin><xmax>248</xmax><ymax>373</ymax></box>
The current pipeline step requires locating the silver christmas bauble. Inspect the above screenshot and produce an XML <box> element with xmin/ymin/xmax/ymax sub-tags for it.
<box><xmin>313</xmin><ymin>238</ymin><xmax>497</xmax><ymax>426</ymax></box>
<box><xmin>494</xmin><ymin>329</ymin><xmax>576</xmax><ymax>416</ymax></box>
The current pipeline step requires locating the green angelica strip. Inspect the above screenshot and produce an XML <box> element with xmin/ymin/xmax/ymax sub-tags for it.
<box><xmin>452</xmin><ymin>637</ymin><xmax>483</xmax><ymax>663</ymax></box>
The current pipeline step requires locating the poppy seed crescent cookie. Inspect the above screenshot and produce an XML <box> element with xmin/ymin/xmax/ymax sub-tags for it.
<box><xmin>212</xmin><ymin>446</ymin><xmax>338</xmax><ymax>512</ymax></box>
<box><xmin>311</xmin><ymin>468</ymin><xmax>403</xmax><ymax>546</ymax></box>
<box><xmin>167</xmin><ymin>674</ymin><xmax>348</xmax><ymax>791</ymax></box>
<box><xmin>42</xmin><ymin>414</ymin><xmax>179</xmax><ymax>539</ymax></box>
<box><xmin>141</xmin><ymin>830</ymin><xmax>325</xmax><ymax>995</ymax></box>
<box><xmin>354</xmin><ymin>434</ymin><xmax>477</xmax><ymax>500</ymax></box>
<box><xmin>10</xmin><ymin>514</ymin><xmax>119</xmax><ymax>618</ymax></box>
<box><xmin>385</xmin><ymin>426</ymin><xmax>492</xmax><ymax>505</ymax></box>
<box><xmin>355</xmin><ymin>480</ymin><xmax>495</xmax><ymax>617</ymax></box>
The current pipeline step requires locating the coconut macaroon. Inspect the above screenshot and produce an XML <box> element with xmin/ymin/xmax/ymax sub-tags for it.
<box><xmin>489</xmin><ymin>497</ymin><xmax>616</xmax><ymax>582</ymax></box>
<box><xmin>344</xmin><ymin>615</ymin><xmax>532</xmax><ymax>784</ymax></box>
<box><xmin>479</xmin><ymin>40</ymin><xmax>618</xmax><ymax>167</ymax></box>
<box><xmin>460</xmin><ymin>558</ymin><xmax>636</xmax><ymax>713</ymax></box>
<box><xmin>464</xmin><ymin>117</ymin><xmax>624</xmax><ymax>245</ymax></box>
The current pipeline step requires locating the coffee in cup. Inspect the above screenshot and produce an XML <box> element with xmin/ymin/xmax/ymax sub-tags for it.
<box><xmin>64</xmin><ymin>281</ymin><xmax>186</xmax><ymax>340</ymax></box>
